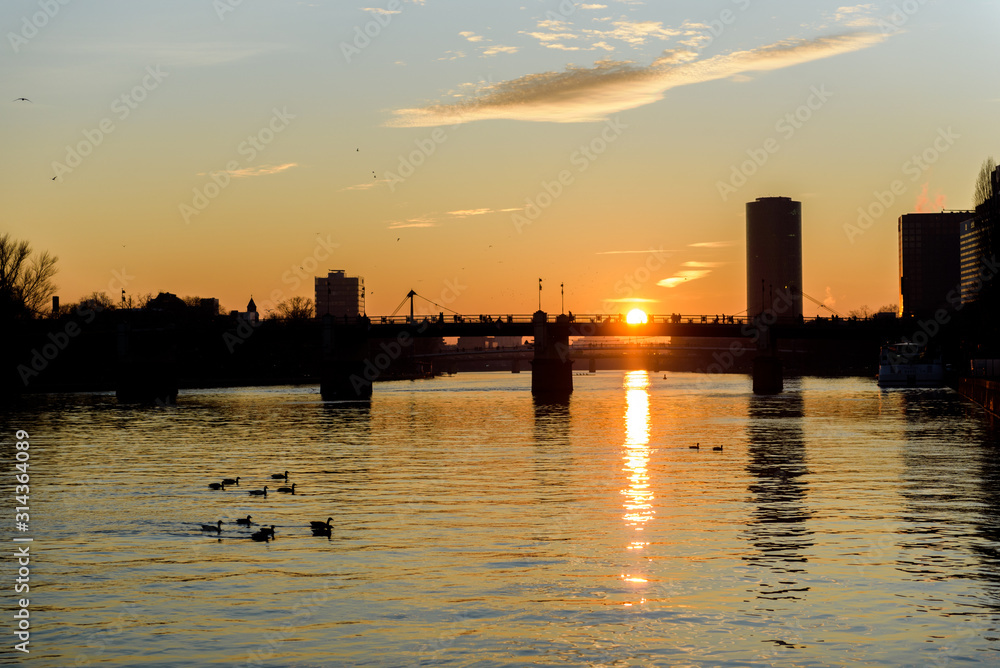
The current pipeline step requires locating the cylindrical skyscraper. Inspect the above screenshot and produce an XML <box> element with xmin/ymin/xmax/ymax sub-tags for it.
<box><xmin>746</xmin><ymin>196</ymin><xmax>803</xmax><ymax>321</ymax></box>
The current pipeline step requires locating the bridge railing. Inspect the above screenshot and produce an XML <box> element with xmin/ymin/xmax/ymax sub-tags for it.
<box><xmin>365</xmin><ymin>313</ymin><xmax>860</xmax><ymax>326</ymax></box>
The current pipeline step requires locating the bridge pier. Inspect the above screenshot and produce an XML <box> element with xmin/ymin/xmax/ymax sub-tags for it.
<box><xmin>320</xmin><ymin>315</ymin><xmax>372</xmax><ymax>401</ymax></box>
<box><xmin>751</xmin><ymin>322</ymin><xmax>783</xmax><ymax>394</ymax></box>
<box><xmin>530</xmin><ymin>311</ymin><xmax>573</xmax><ymax>399</ymax></box>
<box><xmin>116</xmin><ymin>321</ymin><xmax>178</xmax><ymax>404</ymax></box>
<box><xmin>752</xmin><ymin>355</ymin><xmax>783</xmax><ymax>394</ymax></box>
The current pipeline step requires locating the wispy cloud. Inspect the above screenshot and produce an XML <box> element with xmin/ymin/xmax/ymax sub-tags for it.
<box><xmin>447</xmin><ymin>207</ymin><xmax>521</xmax><ymax>217</ymax></box>
<box><xmin>657</xmin><ymin>261</ymin><xmax>721</xmax><ymax>288</ymax></box>
<box><xmin>596</xmin><ymin>249</ymin><xmax>676</xmax><ymax>255</ymax></box>
<box><xmin>387</xmin><ymin>207</ymin><xmax>521</xmax><ymax>228</ymax></box>
<box><xmin>658</xmin><ymin>270</ymin><xmax>710</xmax><ymax>288</ymax></box>
<box><xmin>338</xmin><ymin>181</ymin><xmax>379</xmax><ymax>192</ymax></box>
<box><xmin>459</xmin><ymin>30</ymin><xmax>484</xmax><ymax>42</ymax></box>
<box><xmin>482</xmin><ymin>45</ymin><xmax>519</xmax><ymax>56</ymax></box>
<box><xmin>201</xmin><ymin>163</ymin><xmax>298</xmax><ymax>178</ymax></box>
<box><xmin>689</xmin><ymin>241</ymin><xmax>735</xmax><ymax>248</ymax></box>
<box><xmin>363</xmin><ymin>7</ymin><xmax>401</xmax><ymax>15</ymax></box>
<box><xmin>523</xmin><ymin>31</ymin><xmax>580</xmax><ymax>43</ymax></box>
<box><xmin>448</xmin><ymin>208</ymin><xmax>492</xmax><ymax>217</ymax></box>
<box><xmin>585</xmin><ymin>19</ymin><xmax>680</xmax><ymax>45</ymax></box>
<box><xmin>833</xmin><ymin>4</ymin><xmax>879</xmax><ymax>28</ymax></box>
<box><xmin>389</xmin><ymin>32</ymin><xmax>885</xmax><ymax>126</ymax></box>
<box><xmin>522</xmin><ymin>18</ymin><xmax>676</xmax><ymax>51</ymax></box>
<box><xmin>388</xmin><ymin>222</ymin><xmax>437</xmax><ymax>229</ymax></box>
<box><xmin>388</xmin><ymin>215</ymin><xmax>438</xmax><ymax>229</ymax></box>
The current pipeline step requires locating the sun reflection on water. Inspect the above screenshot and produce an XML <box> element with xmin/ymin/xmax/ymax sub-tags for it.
<box><xmin>622</xmin><ymin>371</ymin><xmax>652</xmax><ymax>553</ymax></box>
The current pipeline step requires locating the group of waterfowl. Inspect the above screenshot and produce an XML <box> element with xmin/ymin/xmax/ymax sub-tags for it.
<box><xmin>199</xmin><ymin>470</ymin><xmax>332</xmax><ymax>542</ymax></box>
<box><xmin>206</xmin><ymin>471</ymin><xmax>296</xmax><ymax>497</ymax></box>
<box><xmin>688</xmin><ymin>442</ymin><xmax>724</xmax><ymax>451</ymax></box>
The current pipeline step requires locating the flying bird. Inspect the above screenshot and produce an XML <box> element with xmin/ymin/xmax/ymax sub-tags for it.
<box><xmin>13</xmin><ymin>98</ymin><xmax>30</xmax><ymax>102</ymax></box>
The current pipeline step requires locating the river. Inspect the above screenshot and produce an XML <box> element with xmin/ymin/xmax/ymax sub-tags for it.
<box><xmin>2</xmin><ymin>371</ymin><xmax>998</xmax><ymax>666</ymax></box>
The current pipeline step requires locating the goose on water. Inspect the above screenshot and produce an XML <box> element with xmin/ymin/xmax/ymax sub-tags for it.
<box><xmin>689</xmin><ymin>443</ymin><xmax>700</xmax><ymax>450</ymax></box>
<box><xmin>208</xmin><ymin>482</ymin><xmax>225</xmax><ymax>490</ymax></box>
<box><xmin>712</xmin><ymin>445</ymin><xmax>723</xmax><ymax>451</ymax></box>
<box><xmin>201</xmin><ymin>520</ymin><xmax>223</xmax><ymax>533</ymax></box>
<box><xmin>250</xmin><ymin>530</ymin><xmax>270</xmax><ymax>542</ymax></box>
<box><xmin>271</xmin><ymin>470</ymin><xmax>289</xmax><ymax>480</ymax></box>
<box><xmin>222</xmin><ymin>477</ymin><xmax>240</xmax><ymax>486</ymax></box>
<box><xmin>248</xmin><ymin>486</ymin><xmax>268</xmax><ymax>497</ymax></box>
<box><xmin>310</xmin><ymin>517</ymin><xmax>333</xmax><ymax>530</ymax></box>
<box><xmin>236</xmin><ymin>515</ymin><xmax>252</xmax><ymax>526</ymax></box>
<box><xmin>276</xmin><ymin>483</ymin><xmax>296</xmax><ymax>494</ymax></box>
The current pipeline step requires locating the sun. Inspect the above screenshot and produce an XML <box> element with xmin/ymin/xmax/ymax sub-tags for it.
<box><xmin>626</xmin><ymin>308</ymin><xmax>648</xmax><ymax>324</ymax></box>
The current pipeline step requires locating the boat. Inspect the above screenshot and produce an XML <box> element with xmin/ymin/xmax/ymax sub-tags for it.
<box><xmin>876</xmin><ymin>342</ymin><xmax>944</xmax><ymax>387</ymax></box>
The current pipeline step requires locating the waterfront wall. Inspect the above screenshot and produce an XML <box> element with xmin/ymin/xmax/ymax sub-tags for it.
<box><xmin>957</xmin><ymin>377</ymin><xmax>1000</xmax><ymax>419</ymax></box>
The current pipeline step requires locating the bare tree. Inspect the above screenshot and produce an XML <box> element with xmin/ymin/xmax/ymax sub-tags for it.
<box><xmin>275</xmin><ymin>296</ymin><xmax>314</xmax><ymax>320</ymax></box>
<box><xmin>974</xmin><ymin>157</ymin><xmax>996</xmax><ymax>208</ymax></box>
<box><xmin>849</xmin><ymin>305</ymin><xmax>872</xmax><ymax>319</ymax></box>
<box><xmin>0</xmin><ymin>233</ymin><xmax>58</xmax><ymax>318</ymax></box>
<box><xmin>79</xmin><ymin>291</ymin><xmax>115</xmax><ymax>311</ymax></box>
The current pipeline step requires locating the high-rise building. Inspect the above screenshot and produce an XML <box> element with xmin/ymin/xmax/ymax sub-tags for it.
<box><xmin>897</xmin><ymin>212</ymin><xmax>969</xmax><ymax>317</ymax></box>
<box><xmin>315</xmin><ymin>270</ymin><xmax>365</xmax><ymax>318</ymax></box>
<box><xmin>960</xmin><ymin>215</ymin><xmax>984</xmax><ymax>304</ymax></box>
<box><xmin>746</xmin><ymin>196</ymin><xmax>802</xmax><ymax>321</ymax></box>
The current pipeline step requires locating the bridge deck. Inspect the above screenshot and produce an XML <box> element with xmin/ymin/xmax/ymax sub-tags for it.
<box><xmin>324</xmin><ymin>313</ymin><xmax>904</xmax><ymax>342</ymax></box>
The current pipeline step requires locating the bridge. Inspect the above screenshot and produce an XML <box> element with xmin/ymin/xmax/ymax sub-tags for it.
<box><xmin>320</xmin><ymin>309</ymin><xmax>906</xmax><ymax>401</ymax></box>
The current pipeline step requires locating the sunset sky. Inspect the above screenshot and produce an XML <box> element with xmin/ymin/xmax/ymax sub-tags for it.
<box><xmin>3</xmin><ymin>0</ymin><xmax>999</xmax><ymax>318</ymax></box>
